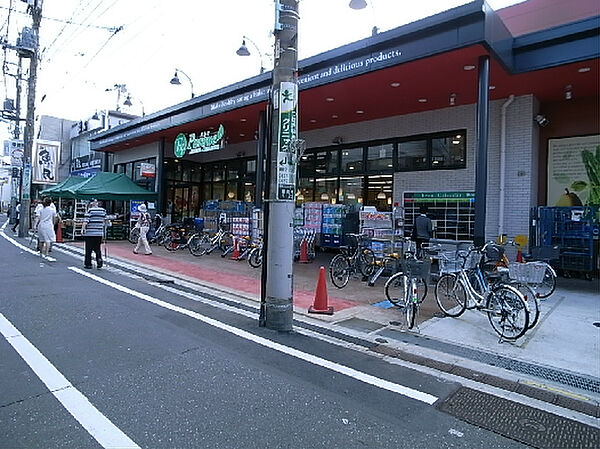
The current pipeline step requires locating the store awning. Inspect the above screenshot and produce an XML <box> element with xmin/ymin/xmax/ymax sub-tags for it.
<box><xmin>41</xmin><ymin>172</ymin><xmax>157</xmax><ymax>200</ymax></box>
<box><xmin>40</xmin><ymin>176</ymin><xmax>88</xmax><ymax>198</ymax></box>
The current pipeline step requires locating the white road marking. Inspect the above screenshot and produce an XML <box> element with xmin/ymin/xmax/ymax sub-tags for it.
<box><xmin>0</xmin><ymin>314</ymin><xmax>140</xmax><ymax>449</ymax></box>
<box><xmin>69</xmin><ymin>266</ymin><xmax>439</xmax><ymax>405</ymax></box>
<box><xmin>0</xmin><ymin>222</ymin><xmax>56</xmax><ymax>262</ymax></box>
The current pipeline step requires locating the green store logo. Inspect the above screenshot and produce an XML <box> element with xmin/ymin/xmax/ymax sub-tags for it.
<box><xmin>174</xmin><ymin>133</ymin><xmax>188</xmax><ymax>158</ymax></box>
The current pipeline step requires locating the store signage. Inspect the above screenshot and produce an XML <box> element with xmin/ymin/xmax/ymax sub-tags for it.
<box><xmin>174</xmin><ymin>124</ymin><xmax>225</xmax><ymax>157</ymax></box>
<box><xmin>71</xmin><ymin>155</ymin><xmax>102</xmax><ymax>173</ymax></box>
<box><xmin>22</xmin><ymin>163</ymin><xmax>31</xmax><ymax>200</ymax></box>
<box><xmin>276</xmin><ymin>82</ymin><xmax>298</xmax><ymax>201</ymax></box>
<box><xmin>404</xmin><ymin>191</ymin><xmax>475</xmax><ymax>202</ymax></box>
<box><xmin>32</xmin><ymin>140</ymin><xmax>60</xmax><ymax>184</ymax></box>
<box><xmin>140</xmin><ymin>162</ymin><xmax>156</xmax><ymax>178</ymax></box>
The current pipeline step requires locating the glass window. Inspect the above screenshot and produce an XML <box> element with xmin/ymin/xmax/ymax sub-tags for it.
<box><xmin>366</xmin><ymin>175</ymin><xmax>392</xmax><ymax>211</ymax></box>
<box><xmin>339</xmin><ymin>176</ymin><xmax>363</xmax><ymax>206</ymax></box>
<box><xmin>125</xmin><ymin>162</ymin><xmax>133</xmax><ymax>179</ymax></box>
<box><xmin>341</xmin><ymin>147</ymin><xmax>363</xmax><ymax>173</ymax></box>
<box><xmin>398</xmin><ymin>140</ymin><xmax>428</xmax><ymax>171</ymax></box>
<box><xmin>367</xmin><ymin>143</ymin><xmax>393</xmax><ymax>172</ymax></box>
<box><xmin>314</xmin><ymin>150</ymin><xmax>338</xmax><ymax>175</ymax></box>
<box><xmin>245</xmin><ymin>159</ymin><xmax>256</xmax><ymax>177</ymax></box>
<box><xmin>431</xmin><ymin>133</ymin><xmax>466</xmax><ymax>168</ymax></box>
<box><xmin>315</xmin><ymin>151</ymin><xmax>334</xmax><ymax>175</ymax></box>
<box><xmin>190</xmin><ymin>165</ymin><xmax>202</xmax><ymax>182</ymax></box>
<box><xmin>182</xmin><ymin>163</ymin><xmax>191</xmax><ymax>182</ymax></box>
<box><xmin>297</xmin><ymin>178</ymin><xmax>314</xmax><ymax>205</ymax></box>
<box><xmin>315</xmin><ymin>178</ymin><xmax>337</xmax><ymax>204</ymax></box>
<box><xmin>226</xmin><ymin>182</ymin><xmax>238</xmax><ymax>200</ymax></box>
<box><xmin>227</xmin><ymin>160</ymin><xmax>240</xmax><ymax>180</ymax></box>
<box><xmin>212</xmin><ymin>183</ymin><xmax>225</xmax><ymax>201</ymax></box>
<box><xmin>212</xmin><ymin>163</ymin><xmax>225</xmax><ymax>182</ymax></box>
<box><xmin>299</xmin><ymin>152</ymin><xmax>316</xmax><ymax>177</ymax></box>
<box><xmin>202</xmin><ymin>183</ymin><xmax>211</xmax><ymax>203</ymax></box>
<box><xmin>243</xmin><ymin>182</ymin><xmax>254</xmax><ymax>203</ymax></box>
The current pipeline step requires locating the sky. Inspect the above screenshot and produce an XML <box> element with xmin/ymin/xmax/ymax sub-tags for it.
<box><xmin>0</xmin><ymin>0</ymin><xmax>525</xmax><ymax>141</ymax></box>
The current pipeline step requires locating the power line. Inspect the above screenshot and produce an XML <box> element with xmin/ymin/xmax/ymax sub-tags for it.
<box><xmin>0</xmin><ymin>4</ymin><xmax>119</xmax><ymax>31</ymax></box>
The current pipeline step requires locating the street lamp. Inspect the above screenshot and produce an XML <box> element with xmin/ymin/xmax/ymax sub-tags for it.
<box><xmin>105</xmin><ymin>83</ymin><xmax>127</xmax><ymax>111</ymax></box>
<box><xmin>170</xmin><ymin>69</ymin><xmax>195</xmax><ymax>98</ymax></box>
<box><xmin>236</xmin><ymin>36</ymin><xmax>267</xmax><ymax>74</ymax></box>
<box><xmin>123</xmin><ymin>94</ymin><xmax>145</xmax><ymax>116</ymax></box>
<box><xmin>349</xmin><ymin>0</ymin><xmax>379</xmax><ymax>35</ymax></box>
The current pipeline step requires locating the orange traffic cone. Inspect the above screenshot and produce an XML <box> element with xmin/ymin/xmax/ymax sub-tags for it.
<box><xmin>299</xmin><ymin>238</ymin><xmax>310</xmax><ymax>263</ymax></box>
<box><xmin>231</xmin><ymin>237</ymin><xmax>241</xmax><ymax>260</ymax></box>
<box><xmin>56</xmin><ymin>223</ymin><xmax>63</xmax><ymax>243</ymax></box>
<box><xmin>309</xmin><ymin>266</ymin><xmax>334</xmax><ymax>315</ymax></box>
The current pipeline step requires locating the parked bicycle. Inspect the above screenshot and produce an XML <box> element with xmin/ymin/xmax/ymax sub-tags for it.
<box><xmin>187</xmin><ymin>224</ymin><xmax>233</xmax><ymax>257</ymax></box>
<box><xmin>247</xmin><ymin>239</ymin><xmax>263</xmax><ymax>268</ymax></box>
<box><xmin>129</xmin><ymin>213</ymin><xmax>167</xmax><ymax>246</ymax></box>
<box><xmin>435</xmin><ymin>243</ymin><xmax>530</xmax><ymax>341</ymax></box>
<box><xmin>385</xmin><ymin>257</ymin><xmax>431</xmax><ymax>329</ymax></box>
<box><xmin>329</xmin><ymin>234</ymin><xmax>376</xmax><ymax>289</ymax></box>
<box><xmin>162</xmin><ymin>222</ymin><xmax>201</xmax><ymax>254</ymax></box>
<box><xmin>482</xmin><ymin>241</ymin><xmax>557</xmax><ymax>299</ymax></box>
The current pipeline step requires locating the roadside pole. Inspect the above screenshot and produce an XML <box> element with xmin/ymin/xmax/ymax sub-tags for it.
<box><xmin>18</xmin><ymin>0</ymin><xmax>43</xmax><ymax>238</ymax></box>
<box><xmin>262</xmin><ymin>0</ymin><xmax>300</xmax><ymax>331</ymax></box>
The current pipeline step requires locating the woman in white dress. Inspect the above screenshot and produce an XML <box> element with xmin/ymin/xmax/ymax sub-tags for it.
<box><xmin>36</xmin><ymin>197</ymin><xmax>57</xmax><ymax>256</ymax></box>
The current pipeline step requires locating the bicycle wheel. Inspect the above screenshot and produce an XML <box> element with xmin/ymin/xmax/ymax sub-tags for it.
<box><xmin>154</xmin><ymin>228</ymin><xmax>168</xmax><ymax>246</ymax></box>
<box><xmin>329</xmin><ymin>254</ymin><xmax>350</xmax><ymax>289</ymax></box>
<box><xmin>406</xmin><ymin>301</ymin><xmax>417</xmax><ymax>329</ymax></box>
<box><xmin>163</xmin><ymin>233</ymin><xmax>180</xmax><ymax>251</ymax></box>
<box><xmin>248</xmin><ymin>247</ymin><xmax>263</xmax><ymax>268</ymax></box>
<box><xmin>358</xmin><ymin>248</ymin><xmax>376</xmax><ymax>277</ymax></box>
<box><xmin>384</xmin><ymin>272</ymin><xmax>408</xmax><ymax>307</ymax></box>
<box><xmin>416</xmin><ymin>278</ymin><xmax>428</xmax><ymax>304</ymax></box>
<box><xmin>532</xmin><ymin>264</ymin><xmax>556</xmax><ymax>299</ymax></box>
<box><xmin>486</xmin><ymin>285</ymin><xmax>530</xmax><ymax>340</ymax></box>
<box><xmin>128</xmin><ymin>227</ymin><xmax>139</xmax><ymax>244</ymax></box>
<box><xmin>188</xmin><ymin>233</ymin><xmax>209</xmax><ymax>256</ymax></box>
<box><xmin>435</xmin><ymin>274</ymin><xmax>467</xmax><ymax>317</ymax></box>
<box><xmin>511</xmin><ymin>282</ymin><xmax>540</xmax><ymax>330</ymax></box>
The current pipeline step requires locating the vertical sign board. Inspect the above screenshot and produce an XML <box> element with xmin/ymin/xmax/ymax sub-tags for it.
<box><xmin>276</xmin><ymin>82</ymin><xmax>298</xmax><ymax>201</ymax></box>
<box><xmin>32</xmin><ymin>140</ymin><xmax>61</xmax><ymax>184</ymax></box>
<box><xmin>22</xmin><ymin>164</ymin><xmax>31</xmax><ymax>200</ymax></box>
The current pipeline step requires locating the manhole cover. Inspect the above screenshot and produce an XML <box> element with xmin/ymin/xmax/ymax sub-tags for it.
<box><xmin>438</xmin><ymin>387</ymin><xmax>600</xmax><ymax>449</ymax></box>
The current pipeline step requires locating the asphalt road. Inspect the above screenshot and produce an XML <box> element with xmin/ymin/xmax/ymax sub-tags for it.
<box><xmin>0</xmin><ymin>222</ymin><xmax>528</xmax><ymax>449</ymax></box>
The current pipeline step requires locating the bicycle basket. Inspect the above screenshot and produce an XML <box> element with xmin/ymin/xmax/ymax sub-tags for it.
<box><xmin>530</xmin><ymin>246</ymin><xmax>560</xmax><ymax>261</ymax></box>
<box><xmin>508</xmin><ymin>262</ymin><xmax>546</xmax><ymax>283</ymax></box>
<box><xmin>401</xmin><ymin>258</ymin><xmax>431</xmax><ymax>279</ymax></box>
<box><xmin>485</xmin><ymin>244</ymin><xmax>504</xmax><ymax>262</ymax></box>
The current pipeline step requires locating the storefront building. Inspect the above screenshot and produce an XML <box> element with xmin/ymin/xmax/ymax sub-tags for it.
<box><xmin>89</xmin><ymin>0</ymin><xmax>599</xmax><ymax>242</ymax></box>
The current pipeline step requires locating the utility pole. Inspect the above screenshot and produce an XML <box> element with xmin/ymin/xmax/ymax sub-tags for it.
<box><xmin>19</xmin><ymin>0</ymin><xmax>43</xmax><ymax>237</ymax></box>
<box><xmin>260</xmin><ymin>0</ymin><xmax>299</xmax><ymax>331</ymax></box>
<box><xmin>8</xmin><ymin>56</ymin><xmax>23</xmax><ymax>226</ymax></box>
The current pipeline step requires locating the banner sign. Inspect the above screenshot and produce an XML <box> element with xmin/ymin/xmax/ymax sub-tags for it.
<box><xmin>547</xmin><ymin>135</ymin><xmax>600</xmax><ymax>206</ymax></box>
<box><xmin>174</xmin><ymin>124</ymin><xmax>225</xmax><ymax>157</ymax></box>
<box><xmin>32</xmin><ymin>140</ymin><xmax>60</xmax><ymax>184</ymax></box>
<box><xmin>4</xmin><ymin>139</ymin><xmax>23</xmax><ymax>158</ymax></box>
<box><xmin>276</xmin><ymin>82</ymin><xmax>298</xmax><ymax>201</ymax></box>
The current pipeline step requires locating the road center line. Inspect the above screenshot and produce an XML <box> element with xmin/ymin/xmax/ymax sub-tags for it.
<box><xmin>69</xmin><ymin>266</ymin><xmax>438</xmax><ymax>405</ymax></box>
<box><xmin>0</xmin><ymin>313</ymin><xmax>140</xmax><ymax>449</ymax></box>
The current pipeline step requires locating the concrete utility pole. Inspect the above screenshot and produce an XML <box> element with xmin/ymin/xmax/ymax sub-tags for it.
<box><xmin>261</xmin><ymin>0</ymin><xmax>300</xmax><ymax>331</ymax></box>
<box><xmin>19</xmin><ymin>0</ymin><xmax>43</xmax><ymax>237</ymax></box>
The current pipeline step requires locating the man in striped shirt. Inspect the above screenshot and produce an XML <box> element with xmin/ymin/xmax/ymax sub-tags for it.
<box><xmin>82</xmin><ymin>199</ymin><xmax>106</xmax><ymax>269</ymax></box>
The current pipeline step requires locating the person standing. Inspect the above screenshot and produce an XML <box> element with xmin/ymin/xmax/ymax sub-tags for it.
<box><xmin>412</xmin><ymin>208</ymin><xmax>433</xmax><ymax>258</ymax></box>
<box><xmin>133</xmin><ymin>204</ymin><xmax>152</xmax><ymax>255</ymax></box>
<box><xmin>36</xmin><ymin>197</ymin><xmax>57</xmax><ymax>257</ymax></box>
<box><xmin>82</xmin><ymin>199</ymin><xmax>106</xmax><ymax>269</ymax></box>
<box><xmin>11</xmin><ymin>202</ymin><xmax>20</xmax><ymax>232</ymax></box>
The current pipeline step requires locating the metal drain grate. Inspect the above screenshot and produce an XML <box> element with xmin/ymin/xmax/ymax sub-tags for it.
<box><xmin>379</xmin><ymin>329</ymin><xmax>600</xmax><ymax>394</ymax></box>
<box><xmin>439</xmin><ymin>387</ymin><xmax>600</xmax><ymax>449</ymax></box>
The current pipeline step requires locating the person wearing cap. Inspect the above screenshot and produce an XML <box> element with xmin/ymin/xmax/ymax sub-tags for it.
<box><xmin>82</xmin><ymin>199</ymin><xmax>106</xmax><ymax>269</ymax></box>
<box><xmin>133</xmin><ymin>204</ymin><xmax>152</xmax><ymax>255</ymax></box>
